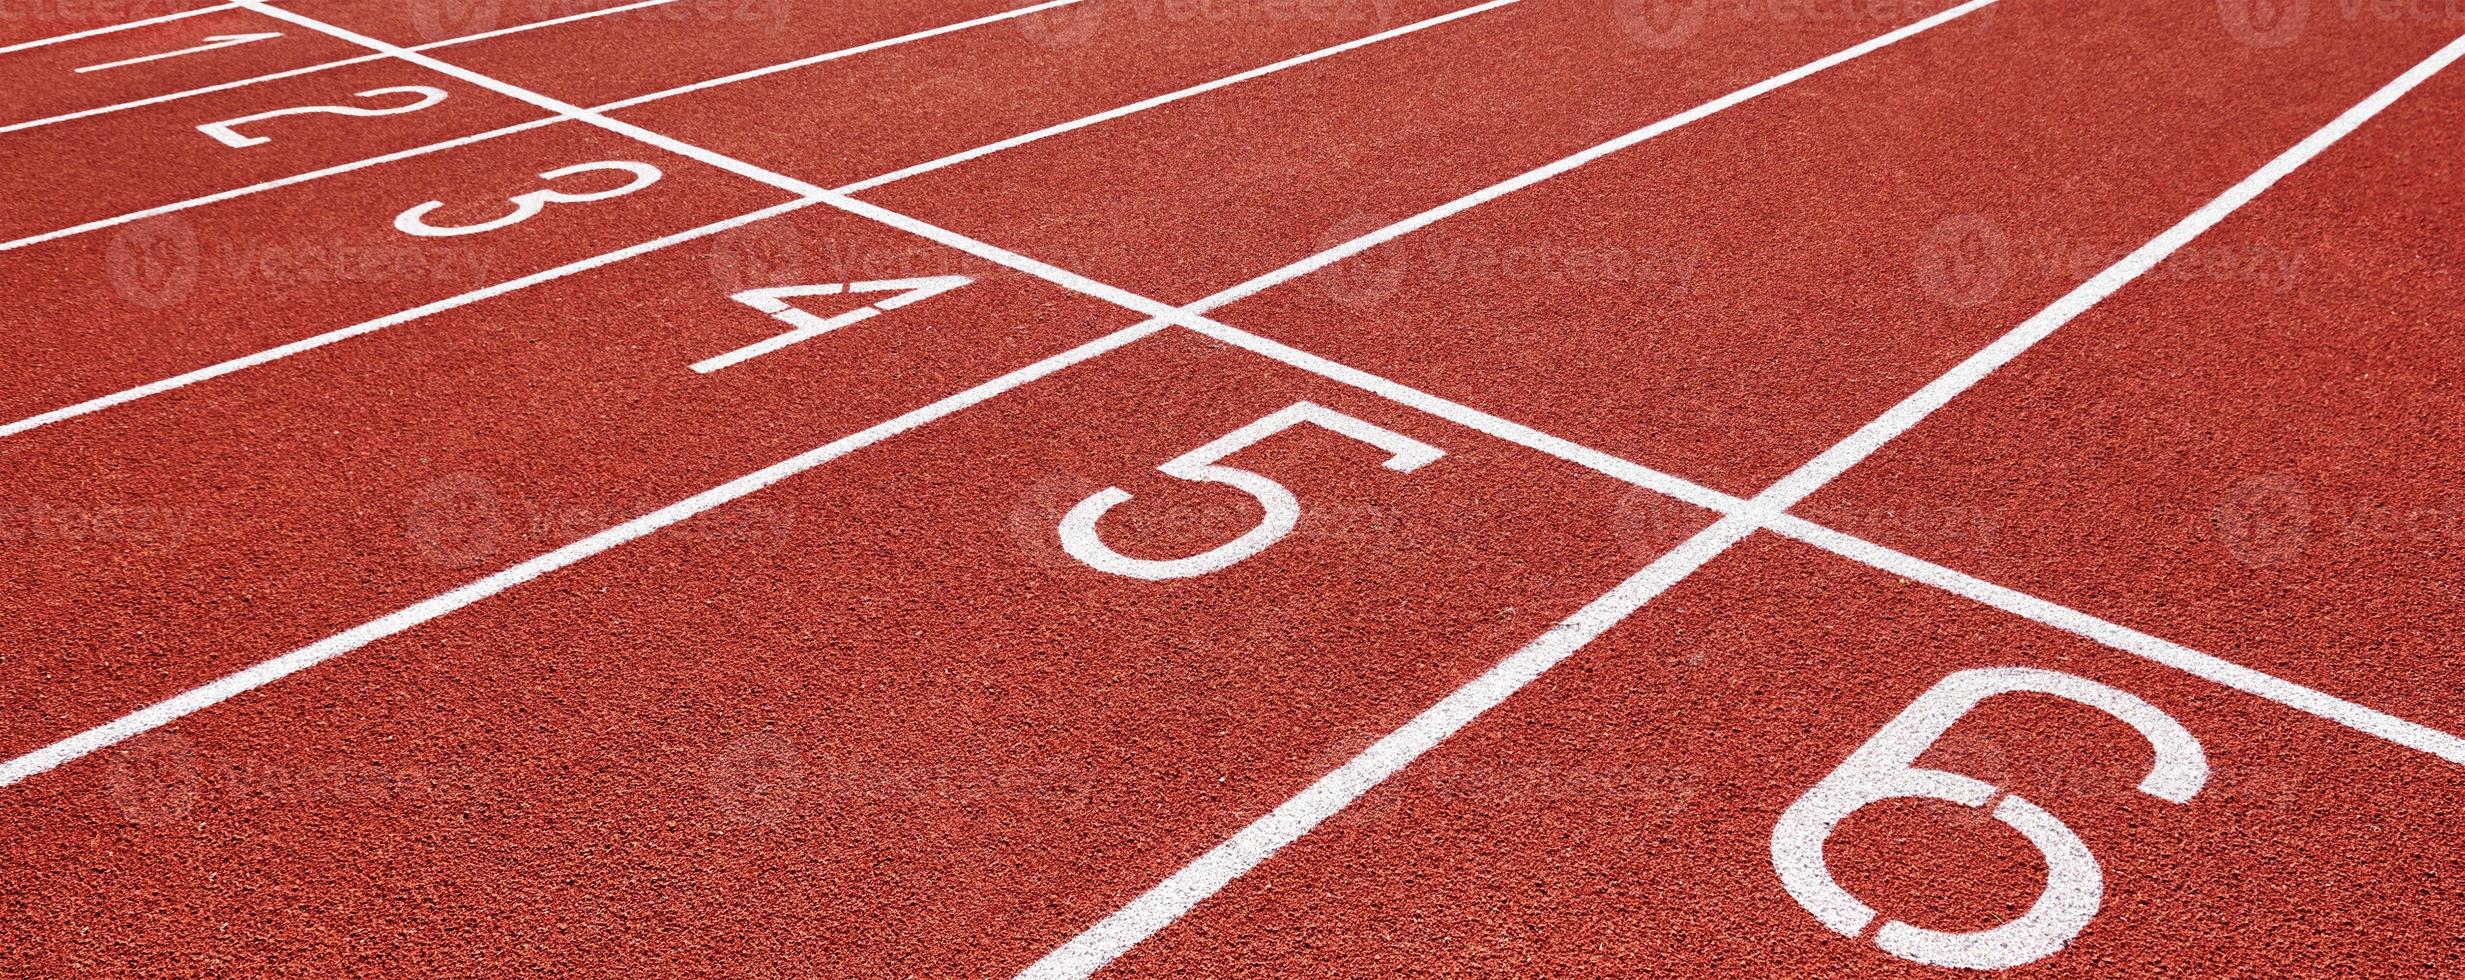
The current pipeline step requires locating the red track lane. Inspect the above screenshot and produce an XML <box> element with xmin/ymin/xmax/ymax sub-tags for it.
<box><xmin>427</xmin><ymin>0</ymin><xmax>1028</xmax><ymax>106</ymax></box>
<box><xmin>0</xmin><ymin>58</ymin><xmax>549</xmax><ymax>239</ymax></box>
<box><xmin>0</xmin><ymin>0</ymin><xmax>227</xmax><ymax>47</ymax></box>
<box><xmin>612</xmin><ymin>0</ymin><xmax>1480</xmax><ymax>191</ymax></box>
<box><xmin>0</xmin><ymin>120</ymin><xmax>790</xmax><ymax>425</ymax></box>
<box><xmin>865</xmin><ymin>0</ymin><xmax>2457</xmax><ymax>496</ymax></box>
<box><xmin>0</xmin><ymin>330</ymin><xmax>1709</xmax><ymax>975</ymax></box>
<box><xmin>1802</xmin><ymin>55</ymin><xmax>2465</xmax><ymax>733</ymax></box>
<box><xmin>1105</xmin><ymin>534</ymin><xmax>2465</xmax><ymax>976</ymax></box>
<box><xmin>0</xmin><ymin>202</ymin><xmax>1153</xmax><ymax>761</ymax></box>
<box><xmin>0</xmin><ymin>5</ymin><xmax>364</xmax><ymax>120</ymax></box>
<box><xmin>295</xmin><ymin>0</ymin><xmax>669</xmax><ymax>47</ymax></box>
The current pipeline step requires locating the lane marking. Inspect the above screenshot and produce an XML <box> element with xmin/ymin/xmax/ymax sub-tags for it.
<box><xmin>1020</xmin><ymin>29</ymin><xmax>2465</xmax><ymax>977</ymax></box>
<box><xmin>0</xmin><ymin>1</ymin><xmax>242</xmax><ymax>55</ymax></box>
<box><xmin>697</xmin><ymin>275</ymin><xmax>974</xmax><ymax>373</ymax></box>
<box><xmin>72</xmin><ymin>30</ymin><xmax>278</xmax><ymax>72</ymax></box>
<box><xmin>0</xmin><ymin>316</ymin><xmax>1174</xmax><ymax>790</ymax></box>
<box><xmin>0</xmin><ymin>197</ymin><xmax>821</xmax><ymax>438</ymax></box>
<box><xmin>595</xmin><ymin>0</ymin><xmax>1091</xmax><ymax>112</ymax></box>
<box><xmin>832</xmin><ymin>0</ymin><xmax>1522</xmax><ymax>193</ymax></box>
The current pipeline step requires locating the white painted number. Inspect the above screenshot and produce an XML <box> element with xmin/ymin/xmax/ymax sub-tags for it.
<box><xmin>1059</xmin><ymin>402</ymin><xmax>1443</xmax><ymax>580</ymax></box>
<box><xmin>75</xmin><ymin>32</ymin><xmax>281</xmax><ymax>73</ymax></box>
<box><xmin>696</xmin><ymin>275</ymin><xmax>973</xmax><ymax>373</ymax></box>
<box><xmin>197</xmin><ymin>86</ymin><xmax>449</xmax><ymax>148</ymax></box>
<box><xmin>1770</xmin><ymin>667</ymin><xmax>2207</xmax><ymax>970</ymax></box>
<box><xmin>393</xmin><ymin>161</ymin><xmax>662</xmax><ymax>238</ymax></box>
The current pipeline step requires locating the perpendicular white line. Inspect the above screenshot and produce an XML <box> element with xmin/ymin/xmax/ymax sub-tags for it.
<box><xmin>1015</xmin><ymin>514</ymin><xmax>1762</xmax><ymax>979</ymax></box>
<box><xmin>832</xmin><ymin>0</ymin><xmax>1521</xmax><ymax>194</ymax></box>
<box><xmin>1760</xmin><ymin>514</ymin><xmax>2465</xmax><ymax>767</ymax></box>
<box><xmin>0</xmin><ymin>197</ymin><xmax>823</xmax><ymax>439</ymax></box>
<box><xmin>0</xmin><ymin>314</ymin><xmax>1171</xmax><ymax>789</ymax></box>
<box><xmin>593</xmin><ymin>0</ymin><xmax>1091</xmax><ymax>112</ymax></box>
<box><xmin>1184</xmin><ymin>0</ymin><xmax>2007</xmax><ymax>315</ymax></box>
<box><xmin>0</xmin><ymin>1</ymin><xmax>241</xmax><ymax>55</ymax></box>
<box><xmin>1020</xmin><ymin>27</ymin><xmax>2465</xmax><ymax>977</ymax></box>
<box><xmin>1751</xmin><ymin>28</ymin><xmax>2465</xmax><ymax>515</ymax></box>
<box><xmin>0</xmin><ymin>116</ymin><xmax>561</xmax><ymax>253</ymax></box>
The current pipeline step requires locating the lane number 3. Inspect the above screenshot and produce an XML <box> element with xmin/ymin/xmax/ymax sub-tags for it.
<box><xmin>393</xmin><ymin>160</ymin><xmax>662</xmax><ymax>238</ymax></box>
<box><xmin>1770</xmin><ymin>667</ymin><xmax>2207</xmax><ymax>970</ymax></box>
<box><xmin>1059</xmin><ymin>402</ymin><xmax>1443</xmax><ymax>580</ymax></box>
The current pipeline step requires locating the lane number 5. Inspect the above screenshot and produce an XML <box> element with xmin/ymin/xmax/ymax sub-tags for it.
<box><xmin>1059</xmin><ymin>401</ymin><xmax>1443</xmax><ymax>580</ymax></box>
<box><xmin>393</xmin><ymin>160</ymin><xmax>662</xmax><ymax>238</ymax></box>
<box><xmin>1770</xmin><ymin>667</ymin><xmax>2207</xmax><ymax>970</ymax></box>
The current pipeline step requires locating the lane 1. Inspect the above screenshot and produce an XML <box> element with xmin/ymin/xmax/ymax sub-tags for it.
<box><xmin>418</xmin><ymin>0</ymin><xmax>1028</xmax><ymax>106</ymax></box>
<box><xmin>609</xmin><ymin>0</ymin><xmax>1488</xmax><ymax>191</ymax></box>
<box><xmin>0</xmin><ymin>0</ymin><xmax>229</xmax><ymax>48</ymax></box>
<box><xmin>1100</xmin><ymin>534</ymin><xmax>2465</xmax><ymax>977</ymax></box>
<box><xmin>0</xmin><ymin>199</ymin><xmax>1165</xmax><ymax>760</ymax></box>
<box><xmin>0</xmin><ymin>56</ymin><xmax>549</xmax><ymax>239</ymax></box>
<box><xmin>861</xmin><ymin>0</ymin><xmax>2457</xmax><ymax>496</ymax></box>
<box><xmin>0</xmin><ymin>329</ymin><xmax>1713</xmax><ymax>974</ymax></box>
<box><xmin>0</xmin><ymin>4</ymin><xmax>362</xmax><ymax>120</ymax></box>
<box><xmin>1801</xmin><ymin>45</ymin><xmax>2465</xmax><ymax>734</ymax></box>
<box><xmin>0</xmin><ymin>119</ymin><xmax>792</xmax><ymax>428</ymax></box>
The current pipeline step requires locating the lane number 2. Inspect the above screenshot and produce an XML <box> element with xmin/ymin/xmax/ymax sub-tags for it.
<box><xmin>197</xmin><ymin>86</ymin><xmax>449</xmax><ymax>148</ymax></box>
<box><xmin>1058</xmin><ymin>401</ymin><xmax>1443</xmax><ymax>580</ymax></box>
<box><xmin>393</xmin><ymin>160</ymin><xmax>661</xmax><ymax>238</ymax></box>
<box><xmin>1770</xmin><ymin>667</ymin><xmax>2207</xmax><ymax>970</ymax></box>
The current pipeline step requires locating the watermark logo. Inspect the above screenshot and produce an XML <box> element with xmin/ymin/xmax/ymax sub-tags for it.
<box><xmin>1613</xmin><ymin>0</ymin><xmax>1711</xmax><ymax>48</ymax></box>
<box><xmin>104</xmin><ymin>216</ymin><xmax>200</xmax><ymax>310</ymax></box>
<box><xmin>406</xmin><ymin>472</ymin><xmax>506</xmax><ymax>569</ymax></box>
<box><xmin>103</xmin><ymin>732</ymin><xmax>203</xmax><ymax>827</ymax></box>
<box><xmin>2217</xmin><ymin>0</ymin><xmax>2311</xmax><ymax>47</ymax></box>
<box><xmin>708</xmin><ymin>220</ymin><xmax>806</xmax><ymax>296</ymax></box>
<box><xmin>406</xmin><ymin>0</ymin><xmax>504</xmax><ymax>42</ymax></box>
<box><xmin>708</xmin><ymin>731</ymin><xmax>808</xmax><ymax>825</ymax></box>
<box><xmin>2212</xmin><ymin>474</ymin><xmax>2311</xmax><ymax>568</ymax></box>
<box><xmin>1913</xmin><ymin>214</ymin><xmax>2013</xmax><ymax>309</ymax></box>
<box><xmin>1312</xmin><ymin>213</ymin><xmax>1412</xmax><ymax>310</ymax></box>
<box><xmin>1015</xmin><ymin>0</ymin><xmax>1107</xmax><ymax>49</ymax></box>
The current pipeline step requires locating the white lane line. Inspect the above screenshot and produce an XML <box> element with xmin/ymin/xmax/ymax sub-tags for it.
<box><xmin>832</xmin><ymin>0</ymin><xmax>1521</xmax><ymax>193</ymax></box>
<box><xmin>0</xmin><ymin>116</ymin><xmax>561</xmax><ymax>253</ymax></box>
<box><xmin>1762</xmin><ymin>514</ymin><xmax>2465</xmax><ymax>766</ymax></box>
<box><xmin>593</xmin><ymin>0</ymin><xmax>1090</xmax><ymax>112</ymax></box>
<box><xmin>1189</xmin><ymin>0</ymin><xmax>2008</xmax><ymax>315</ymax></box>
<box><xmin>0</xmin><ymin>197</ymin><xmax>822</xmax><ymax>439</ymax></box>
<box><xmin>0</xmin><ymin>1</ymin><xmax>240</xmax><ymax>55</ymax></box>
<box><xmin>1018</xmin><ymin>30</ymin><xmax>2465</xmax><ymax>978</ymax></box>
<box><xmin>1</xmin><ymin>52</ymin><xmax>387</xmax><ymax>134</ymax></box>
<box><xmin>71</xmin><ymin>29</ymin><xmax>278</xmax><ymax>72</ymax></box>
<box><xmin>0</xmin><ymin>316</ymin><xmax>1173</xmax><ymax>790</ymax></box>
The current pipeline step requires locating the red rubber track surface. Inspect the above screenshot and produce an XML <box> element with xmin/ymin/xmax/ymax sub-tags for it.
<box><xmin>3</xmin><ymin>0</ymin><xmax>2464</xmax><ymax>975</ymax></box>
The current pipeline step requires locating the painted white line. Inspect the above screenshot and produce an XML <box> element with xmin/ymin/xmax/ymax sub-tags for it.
<box><xmin>0</xmin><ymin>1</ymin><xmax>241</xmax><ymax>55</ymax></box>
<box><xmin>0</xmin><ymin>315</ymin><xmax>1172</xmax><ymax>789</ymax></box>
<box><xmin>0</xmin><ymin>117</ymin><xmax>561</xmax><ymax>253</ymax></box>
<box><xmin>1762</xmin><ymin>514</ymin><xmax>2465</xmax><ymax>766</ymax></box>
<box><xmin>72</xmin><ymin>29</ymin><xmax>278</xmax><ymax>72</ymax></box>
<box><xmin>595</xmin><ymin>0</ymin><xmax>1091</xmax><ymax>112</ymax></box>
<box><xmin>0</xmin><ymin>198</ymin><xmax>821</xmax><ymax>439</ymax></box>
<box><xmin>1020</xmin><ymin>29</ymin><xmax>2465</xmax><ymax>977</ymax></box>
<box><xmin>1</xmin><ymin>0</ymin><xmax>688</xmax><ymax>133</ymax></box>
<box><xmin>833</xmin><ymin>0</ymin><xmax>1521</xmax><ymax>193</ymax></box>
<box><xmin>1188</xmin><ymin>0</ymin><xmax>2007</xmax><ymax>315</ymax></box>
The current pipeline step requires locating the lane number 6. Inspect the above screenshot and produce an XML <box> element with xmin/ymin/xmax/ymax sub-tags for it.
<box><xmin>1770</xmin><ymin>667</ymin><xmax>2207</xmax><ymax>970</ymax></box>
<box><xmin>393</xmin><ymin>160</ymin><xmax>662</xmax><ymax>238</ymax></box>
<box><xmin>1058</xmin><ymin>401</ymin><xmax>1443</xmax><ymax>580</ymax></box>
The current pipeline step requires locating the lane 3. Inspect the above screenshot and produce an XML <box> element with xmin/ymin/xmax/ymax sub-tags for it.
<box><xmin>1802</xmin><ymin>42</ymin><xmax>2465</xmax><ymax>733</ymax></box>
<box><xmin>0</xmin><ymin>56</ymin><xmax>549</xmax><ymax>239</ymax></box>
<box><xmin>609</xmin><ymin>0</ymin><xmax>1488</xmax><ymax>191</ymax></box>
<box><xmin>0</xmin><ymin>120</ymin><xmax>791</xmax><ymax>429</ymax></box>
<box><xmin>0</xmin><ymin>329</ymin><xmax>1712</xmax><ymax>974</ymax></box>
<box><xmin>862</xmin><ymin>0</ymin><xmax>2457</xmax><ymax>496</ymax></box>
<box><xmin>1097</xmin><ymin>535</ymin><xmax>2465</xmax><ymax>976</ymax></box>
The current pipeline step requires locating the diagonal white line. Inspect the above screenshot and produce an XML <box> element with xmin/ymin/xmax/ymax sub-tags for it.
<box><xmin>0</xmin><ymin>0</ymin><xmax>241</xmax><ymax>55</ymax></box>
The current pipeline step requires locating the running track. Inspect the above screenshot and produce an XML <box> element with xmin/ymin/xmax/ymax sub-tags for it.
<box><xmin>3</xmin><ymin>0</ymin><xmax>2463</xmax><ymax>974</ymax></box>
